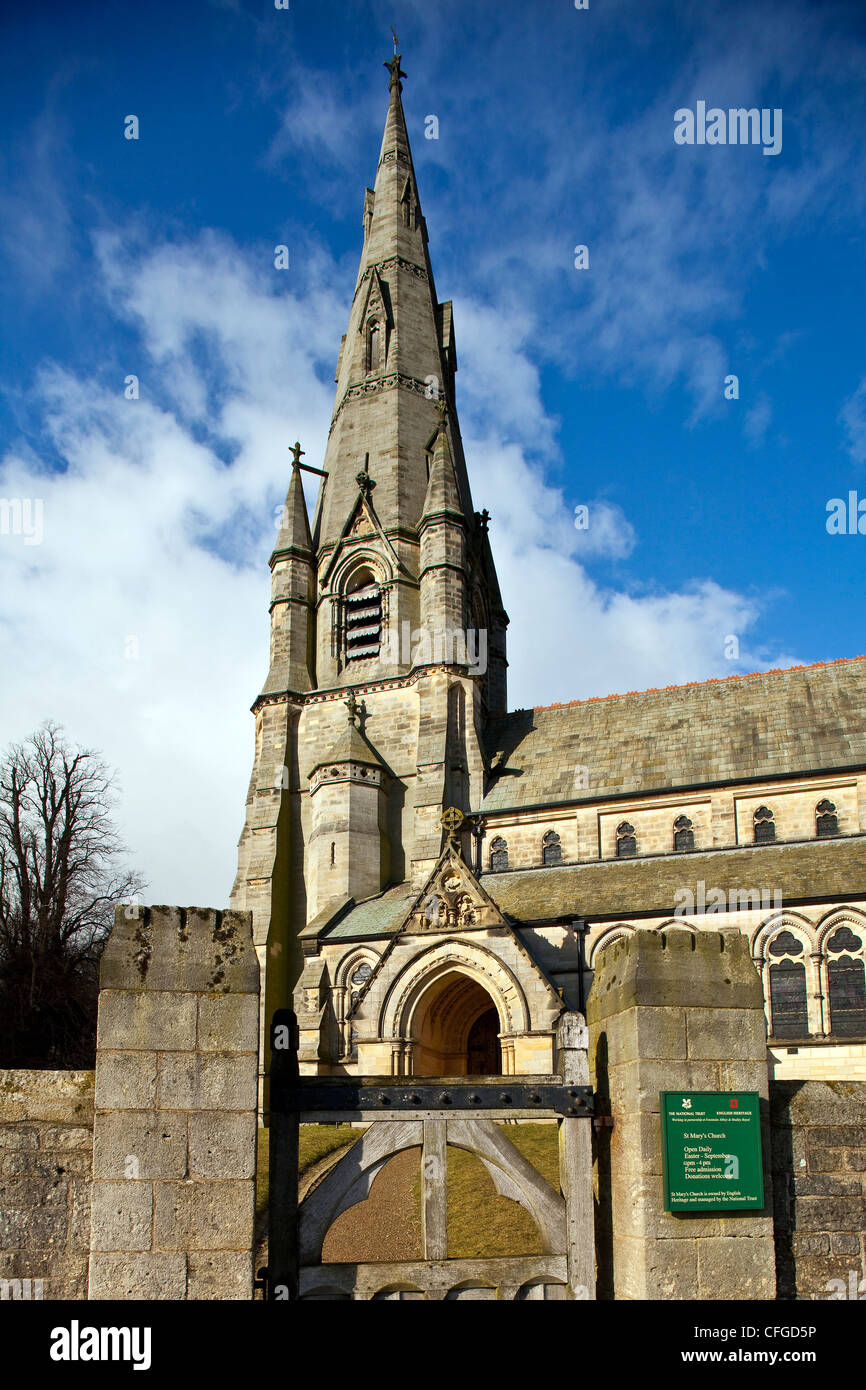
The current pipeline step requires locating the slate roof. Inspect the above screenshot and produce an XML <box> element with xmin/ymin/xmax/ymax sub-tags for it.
<box><xmin>319</xmin><ymin>883</ymin><xmax>418</xmax><ymax>941</ymax></box>
<box><xmin>482</xmin><ymin>657</ymin><xmax>866</xmax><ymax>812</ymax></box>
<box><xmin>314</xmin><ymin>834</ymin><xmax>866</xmax><ymax>944</ymax></box>
<box><xmin>484</xmin><ymin>834</ymin><xmax>866</xmax><ymax>923</ymax></box>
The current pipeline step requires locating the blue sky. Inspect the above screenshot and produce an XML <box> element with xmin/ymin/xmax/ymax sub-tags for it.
<box><xmin>2</xmin><ymin>0</ymin><xmax>865</xmax><ymax>902</ymax></box>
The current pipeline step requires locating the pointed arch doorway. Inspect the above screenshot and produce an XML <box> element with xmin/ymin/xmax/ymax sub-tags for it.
<box><xmin>409</xmin><ymin>970</ymin><xmax>503</xmax><ymax>1077</ymax></box>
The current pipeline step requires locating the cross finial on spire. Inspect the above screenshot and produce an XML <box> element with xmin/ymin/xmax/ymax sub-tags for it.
<box><xmin>289</xmin><ymin>441</ymin><xmax>305</xmax><ymax>469</ymax></box>
<box><xmin>391</xmin><ymin>25</ymin><xmax>398</xmax><ymax>53</ymax></box>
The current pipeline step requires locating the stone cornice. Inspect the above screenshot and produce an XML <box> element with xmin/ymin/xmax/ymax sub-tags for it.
<box><xmin>329</xmin><ymin>371</ymin><xmax>441</xmax><ymax>434</ymax></box>
<box><xmin>251</xmin><ymin>664</ymin><xmax>480</xmax><ymax>714</ymax></box>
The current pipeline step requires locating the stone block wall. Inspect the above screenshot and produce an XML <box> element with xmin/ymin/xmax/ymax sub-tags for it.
<box><xmin>88</xmin><ymin>906</ymin><xmax>259</xmax><ymax>1300</ymax></box>
<box><xmin>771</xmin><ymin>1080</ymin><xmax>866</xmax><ymax>1300</ymax></box>
<box><xmin>0</xmin><ymin>1069</ymin><xmax>94</xmax><ymax>1299</ymax></box>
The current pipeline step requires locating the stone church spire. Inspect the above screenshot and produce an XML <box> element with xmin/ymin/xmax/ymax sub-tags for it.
<box><xmin>311</xmin><ymin>49</ymin><xmax>486</xmax><ymax>690</ymax></box>
<box><xmin>233</xmin><ymin>53</ymin><xmax>510</xmax><ymax>1059</ymax></box>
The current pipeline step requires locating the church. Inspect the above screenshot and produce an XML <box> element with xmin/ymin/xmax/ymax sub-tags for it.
<box><xmin>230</xmin><ymin>51</ymin><xmax>866</xmax><ymax>1100</ymax></box>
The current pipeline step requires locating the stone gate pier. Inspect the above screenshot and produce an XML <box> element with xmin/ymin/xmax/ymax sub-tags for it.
<box><xmin>588</xmin><ymin>927</ymin><xmax>777</xmax><ymax>1299</ymax></box>
<box><xmin>87</xmin><ymin>906</ymin><xmax>260</xmax><ymax>1300</ymax></box>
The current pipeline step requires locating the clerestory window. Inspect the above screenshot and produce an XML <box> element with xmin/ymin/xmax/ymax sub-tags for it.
<box><xmin>489</xmin><ymin>836</ymin><xmax>509</xmax><ymax>872</ymax></box>
<box><xmin>816</xmin><ymin>799</ymin><xmax>838</xmax><ymax>838</ymax></box>
<box><xmin>673</xmin><ymin>815</ymin><xmax>694</xmax><ymax>853</ymax></box>
<box><xmin>616</xmin><ymin>821</ymin><xmax>637</xmax><ymax>859</ymax></box>
<box><xmin>542</xmin><ymin>830</ymin><xmax>562</xmax><ymax>866</ymax></box>
<box><xmin>753</xmin><ymin>806</ymin><xmax>775</xmax><ymax>844</ymax></box>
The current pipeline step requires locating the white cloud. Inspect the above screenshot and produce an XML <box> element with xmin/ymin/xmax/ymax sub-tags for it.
<box><xmin>839</xmin><ymin>378</ymin><xmax>866</xmax><ymax>465</ymax></box>
<box><xmin>744</xmin><ymin>393</ymin><xmax>773</xmax><ymax>448</ymax></box>
<box><xmin>0</xmin><ymin>231</ymin><xmax>344</xmax><ymax>906</ymax></box>
<box><xmin>571</xmin><ymin>501</ymin><xmax>636</xmax><ymax>560</ymax></box>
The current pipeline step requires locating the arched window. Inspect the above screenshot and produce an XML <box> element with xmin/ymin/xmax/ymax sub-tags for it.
<box><xmin>542</xmin><ymin>830</ymin><xmax>562</xmax><ymax>866</ymax></box>
<box><xmin>344</xmin><ymin>567</ymin><xmax>382</xmax><ymax>662</ymax></box>
<box><xmin>826</xmin><ymin>925</ymin><xmax>866</xmax><ymax>1037</ymax></box>
<box><xmin>489</xmin><ymin>836</ymin><xmax>508</xmax><ymax>872</ymax></box>
<box><xmin>350</xmin><ymin>961</ymin><xmax>373</xmax><ymax>1010</ymax></box>
<box><xmin>753</xmin><ymin>806</ymin><xmax>775</xmax><ymax>844</ymax></box>
<box><xmin>816</xmin><ymin>799</ymin><xmax>838</xmax><ymax>838</ymax></box>
<box><xmin>366</xmin><ymin>320</ymin><xmax>382</xmax><ymax>374</ymax></box>
<box><xmin>673</xmin><ymin>815</ymin><xmax>694</xmax><ymax>853</ymax></box>
<box><xmin>401</xmin><ymin>178</ymin><xmax>416</xmax><ymax>229</ymax></box>
<box><xmin>768</xmin><ymin>931</ymin><xmax>808</xmax><ymax>1037</ymax></box>
<box><xmin>616</xmin><ymin>821</ymin><xmax>637</xmax><ymax>859</ymax></box>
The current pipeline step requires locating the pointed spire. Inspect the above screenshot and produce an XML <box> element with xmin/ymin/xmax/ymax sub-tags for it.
<box><xmin>271</xmin><ymin>444</ymin><xmax>313</xmax><ymax>564</ymax></box>
<box><xmin>421</xmin><ymin>401</ymin><xmax>463</xmax><ymax>522</ymax></box>
<box><xmin>378</xmin><ymin>47</ymin><xmax>412</xmax><ymax>169</ymax></box>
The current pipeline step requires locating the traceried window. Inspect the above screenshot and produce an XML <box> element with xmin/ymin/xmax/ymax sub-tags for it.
<box><xmin>489</xmin><ymin>836</ymin><xmax>508</xmax><ymax>872</ymax></box>
<box><xmin>753</xmin><ymin>806</ymin><xmax>775</xmax><ymax>844</ymax></box>
<box><xmin>616</xmin><ymin>821</ymin><xmax>637</xmax><ymax>859</ymax></box>
<box><xmin>344</xmin><ymin>567</ymin><xmax>382</xmax><ymax>662</ymax></box>
<box><xmin>768</xmin><ymin>931</ymin><xmax>808</xmax><ymax>1038</ymax></box>
<box><xmin>350</xmin><ymin>961</ymin><xmax>373</xmax><ymax>1010</ymax></box>
<box><xmin>816</xmin><ymin>799</ymin><xmax>838</xmax><ymax>838</ymax></box>
<box><xmin>673</xmin><ymin>815</ymin><xmax>694</xmax><ymax>853</ymax></box>
<box><xmin>541</xmin><ymin>830</ymin><xmax>562</xmax><ymax>866</ymax></box>
<box><xmin>826</xmin><ymin>926</ymin><xmax>866</xmax><ymax>1037</ymax></box>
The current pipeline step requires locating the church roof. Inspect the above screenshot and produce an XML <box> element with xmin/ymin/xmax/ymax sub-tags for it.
<box><xmin>484</xmin><ymin>833</ymin><xmax>866</xmax><ymax>924</ymax></box>
<box><xmin>482</xmin><ymin>656</ymin><xmax>866</xmax><ymax>811</ymax></box>
<box><xmin>318</xmin><ymin>883</ymin><xmax>418</xmax><ymax>941</ymax></box>
<box><xmin>310</xmin><ymin>831</ymin><xmax>866</xmax><ymax>943</ymax></box>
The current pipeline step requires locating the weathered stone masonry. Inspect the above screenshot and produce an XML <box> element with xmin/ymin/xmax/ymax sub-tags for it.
<box><xmin>88</xmin><ymin>906</ymin><xmax>259</xmax><ymax>1301</ymax></box>
<box><xmin>0</xmin><ymin>1069</ymin><xmax>94</xmax><ymax>1299</ymax></box>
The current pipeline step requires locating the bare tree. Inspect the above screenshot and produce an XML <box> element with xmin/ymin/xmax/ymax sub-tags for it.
<box><xmin>0</xmin><ymin>722</ymin><xmax>145</xmax><ymax>1067</ymax></box>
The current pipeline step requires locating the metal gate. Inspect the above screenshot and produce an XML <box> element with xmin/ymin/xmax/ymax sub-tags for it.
<box><xmin>264</xmin><ymin>1010</ymin><xmax>596</xmax><ymax>1301</ymax></box>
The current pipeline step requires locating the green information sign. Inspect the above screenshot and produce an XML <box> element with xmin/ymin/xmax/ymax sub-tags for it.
<box><xmin>660</xmin><ymin>1091</ymin><xmax>764</xmax><ymax>1212</ymax></box>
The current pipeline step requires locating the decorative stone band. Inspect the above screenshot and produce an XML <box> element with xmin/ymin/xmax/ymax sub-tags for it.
<box><xmin>251</xmin><ymin>665</ymin><xmax>469</xmax><ymax>715</ymax></box>
<box><xmin>330</xmin><ymin>372</ymin><xmax>440</xmax><ymax>434</ymax></box>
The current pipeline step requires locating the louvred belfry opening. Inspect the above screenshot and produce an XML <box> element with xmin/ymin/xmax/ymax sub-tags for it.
<box><xmin>345</xmin><ymin>568</ymin><xmax>383</xmax><ymax>661</ymax></box>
